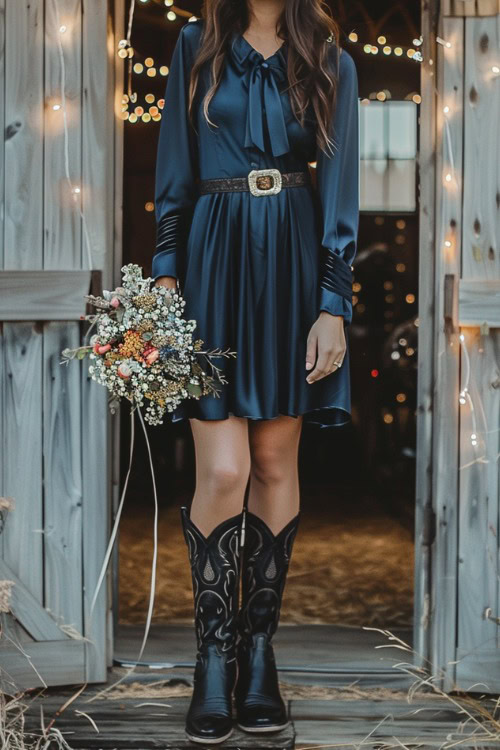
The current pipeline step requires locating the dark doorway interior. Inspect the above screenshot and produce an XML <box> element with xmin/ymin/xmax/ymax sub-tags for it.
<box><xmin>117</xmin><ymin>0</ymin><xmax>420</xmax><ymax>649</ymax></box>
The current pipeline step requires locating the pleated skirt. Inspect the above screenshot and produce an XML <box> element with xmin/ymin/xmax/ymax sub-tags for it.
<box><xmin>170</xmin><ymin>183</ymin><xmax>351</xmax><ymax>428</ymax></box>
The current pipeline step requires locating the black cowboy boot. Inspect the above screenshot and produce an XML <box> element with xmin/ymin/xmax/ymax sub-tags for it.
<box><xmin>180</xmin><ymin>505</ymin><xmax>243</xmax><ymax>745</ymax></box>
<box><xmin>235</xmin><ymin>510</ymin><xmax>300</xmax><ymax>733</ymax></box>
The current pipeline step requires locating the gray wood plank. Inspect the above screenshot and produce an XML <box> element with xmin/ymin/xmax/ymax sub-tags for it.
<box><xmin>0</xmin><ymin>560</ymin><xmax>67</xmax><ymax>641</ymax></box>
<box><xmin>0</xmin><ymin>270</ymin><xmax>92</xmax><ymax>320</ymax></box>
<box><xmin>455</xmin><ymin>15</ymin><xmax>500</xmax><ymax>693</ymax></box>
<box><xmin>109</xmin><ymin>0</ymin><xmax>126</xmax><ymax>668</ymax></box>
<box><xmin>457</xmin><ymin>328</ymin><xmax>500</xmax><ymax>690</ymax></box>
<box><xmin>291</xmin><ymin>698</ymin><xmax>499</xmax><ymax>747</ymax></box>
<box><xmin>429</xmin><ymin>16</ymin><xmax>464</xmax><ymax>692</ymax></box>
<box><xmin>459</xmin><ymin>280</ymin><xmax>500</xmax><ymax>326</ymax></box>
<box><xmin>0</xmin><ymin>639</ymin><xmax>85</xmax><ymax>690</ymax></box>
<box><xmin>4</xmin><ymin>0</ymin><xmax>44</xmax><ymax>269</ymax></box>
<box><xmin>0</xmin><ymin>0</ymin><xmax>4</xmax><ymax>269</ymax></box>
<box><xmin>43</xmin><ymin>323</ymin><xmax>83</xmax><ymax>636</ymax></box>
<box><xmin>80</xmin><ymin>0</ymin><xmax>115</xmax><ymax>684</ymax></box>
<box><xmin>0</xmin><ymin>323</ymin><xmax>43</xmax><ymax>600</ymax></box>
<box><xmin>44</xmin><ymin>0</ymin><xmax>82</xmax><ymax>270</ymax></box>
<box><xmin>115</xmin><ymin>624</ymin><xmax>413</xmax><ymax>673</ymax></box>
<box><xmin>82</xmin><ymin>0</ymin><xmax>115</xmax><ymax>278</ymax></box>
<box><xmin>81</xmin><ymin>369</ymin><xmax>109</xmax><ymax>683</ymax></box>
<box><xmin>23</xmin><ymin>696</ymin><xmax>295</xmax><ymax>749</ymax></box>
<box><xmin>443</xmin><ymin>0</ymin><xmax>500</xmax><ymax>15</ymax></box>
<box><xmin>413</xmin><ymin>0</ymin><xmax>438</xmax><ymax>671</ymax></box>
<box><xmin>23</xmin><ymin>693</ymin><xmax>500</xmax><ymax>749</ymax></box>
<box><xmin>456</xmin><ymin>647</ymin><xmax>500</xmax><ymax>691</ymax></box>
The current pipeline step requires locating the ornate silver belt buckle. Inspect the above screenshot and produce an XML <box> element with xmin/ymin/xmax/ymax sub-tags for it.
<box><xmin>247</xmin><ymin>168</ymin><xmax>282</xmax><ymax>197</ymax></box>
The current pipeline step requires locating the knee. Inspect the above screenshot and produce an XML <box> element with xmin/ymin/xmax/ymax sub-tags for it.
<box><xmin>203</xmin><ymin>462</ymin><xmax>248</xmax><ymax>497</ymax></box>
<box><xmin>250</xmin><ymin>445</ymin><xmax>287</xmax><ymax>486</ymax></box>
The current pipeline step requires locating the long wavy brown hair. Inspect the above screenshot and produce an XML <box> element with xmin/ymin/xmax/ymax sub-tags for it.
<box><xmin>187</xmin><ymin>0</ymin><xmax>341</xmax><ymax>156</ymax></box>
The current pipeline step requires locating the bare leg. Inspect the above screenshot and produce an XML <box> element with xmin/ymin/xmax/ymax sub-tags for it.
<box><xmin>188</xmin><ymin>415</ymin><xmax>251</xmax><ymax>537</ymax></box>
<box><xmin>247</xmin><ymin>415</ymin><xmax>303</xmax><ymax>535</ymax></box>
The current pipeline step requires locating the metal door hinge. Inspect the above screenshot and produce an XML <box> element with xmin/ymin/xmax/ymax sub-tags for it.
<box><xmin>422</xmin><ymin>504</ymin><xmax>436</xmax><ymax>547</ymax></box>
<box><xmin>484</xmin><ymin>607</ymin><xmax>500</xmax><ymax>625</ymax></box>
<box><xmin>444</xmin><ymin>273</ymin><xmax>457</xmax><ymax>333</ymax></box>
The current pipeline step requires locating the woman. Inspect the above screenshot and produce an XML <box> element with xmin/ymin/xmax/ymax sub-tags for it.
<box><xmin>152</xmin><ymin>0</ymin><xmax>359</xmax><ymax>743</ymax></box>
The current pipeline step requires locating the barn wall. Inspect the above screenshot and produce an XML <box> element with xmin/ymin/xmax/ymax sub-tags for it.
<box><xmin>0</xmin><ymin>0</ymin><xmax>120</xmax><ymax>683</ymax></box>
<box><xmin>416</xmin><ymin>0</ymin><xmax>500</xmax><ymax>690</ymax></box>
<box><xmin>455</xmin><ymin>13</ymin><xmax>500</xmax><ymax>687</ymax></box>
<box><xmin>443</xmin><ymin>0</ymin><xmax>500</xmax><ymax>16</ymax></box>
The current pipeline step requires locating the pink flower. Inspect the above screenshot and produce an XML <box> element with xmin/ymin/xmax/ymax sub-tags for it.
<box><xmin>144</xmin><ymin>347</ymin><xmax>159</xmax><ymax>365</ymax></box>
<box><xmin>110</xmin><ymin>297</ymin><xmax>120</xmax><ymax>308</ymax></box>
<box><xmin>97</xmin><ymin>344</ymin><xmax>112</xmax><ymax>355</ymax></box>
<box><xmin>117</xmin><ymin>363</ymin><xmax>132</xmax><ymax>379</ymax></box>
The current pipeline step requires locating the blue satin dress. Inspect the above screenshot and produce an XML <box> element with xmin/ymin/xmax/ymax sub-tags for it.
<box><xmin>152</xmin><ymin>20</ymin><xmax>359</xmax><ymax>427</ymax></box>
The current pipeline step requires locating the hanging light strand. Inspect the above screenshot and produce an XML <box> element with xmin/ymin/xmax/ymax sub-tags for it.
<box><xmin>347</xmin><ymin>30</ymin><xmax>423</xmax><ymax>62</ymax></box>
<box><xmin>52</xmin><ymin>0</ymin><xmax>93</xmax><ymax>269</ymax></box>
<box><xmin>126</xmin><ymin>0</ymin><xmax>136</xmax><ymax>99</ymax></box>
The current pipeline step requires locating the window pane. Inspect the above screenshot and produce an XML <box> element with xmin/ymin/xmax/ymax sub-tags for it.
<box><xmin>360</xmin><ymin>101</ymin><xmax>417</xmax><ymax>211</ymax></box>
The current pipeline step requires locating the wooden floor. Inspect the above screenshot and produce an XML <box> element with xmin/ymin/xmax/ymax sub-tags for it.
<box><xmin>25</xmin><ymin>694</ymin><xmax>295</xmax><ymax>749</ymax></box>
<box><xmin>115</xmin><ymin>623</ymin><xmax>415</xmax><ymax>687</ymax></box>
<box><xmin>23</xmin><ymin>689</ymin><xmax>500</xmax><ymax>749</ymax></box>
<box><xmin>21</xmin><ymin>626</ymin><xmax>500</xmax><ymax>748</ymax></box>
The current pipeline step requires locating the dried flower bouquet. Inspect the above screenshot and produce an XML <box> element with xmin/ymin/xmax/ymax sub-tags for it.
<box><xmin>61</xmin><ymin>264</ymin><xmax>236</xmax><ymax>424</ymax></box>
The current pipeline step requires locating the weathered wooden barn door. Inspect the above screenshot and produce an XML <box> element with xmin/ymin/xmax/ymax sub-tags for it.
<box><xmin>414</xmin><ymin>0</ymin><xmax>500</xmax><ymax>692</ymax></box>
<box><xmin>0</xmin><ymin>0</ymin><xmax>122</xmax><ymax>688</ymax></box>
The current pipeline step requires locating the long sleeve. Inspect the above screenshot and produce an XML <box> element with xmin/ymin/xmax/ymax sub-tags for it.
<box><xmin>152</xmin><ymin>22</ymin><xmax>201</xmax><ymax>281</ymax></box>
<box><xmin>315</xmin><ymin>46</ymin><xmax>359</xmax><ymax>324</ymax></box>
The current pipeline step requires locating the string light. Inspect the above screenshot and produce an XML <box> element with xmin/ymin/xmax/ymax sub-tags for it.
<box><xmin>458</xmin><ymin>333</ymin><xmax>480</xmax><ymax>449</ymax></box>
<box><xmin>436</xmin><ymin>36</ymin><xmax>452</xmax><ymax>48</ymax></box>
<box><xmin>348</xmin><ymin>30</ymin><xmax>422</xmax><ymax>62</ymax></box>
<box><xmin>434</xmin><ymin>43</ymin><xmax>493</xmax><ymax>455</ymax></box>
<box><xmin>52</xmin><ymin>0</ymin><xmax>93</xmax><ymax>269</ymax></box>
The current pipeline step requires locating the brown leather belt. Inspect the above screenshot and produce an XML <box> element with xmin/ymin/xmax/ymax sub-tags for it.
<box><xmin>198</xmin><ymin>168</ymin><xmax>310</xmax><ymax>197</ymax></box>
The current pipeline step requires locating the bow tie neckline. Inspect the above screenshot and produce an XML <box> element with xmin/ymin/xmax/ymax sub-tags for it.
<box><xmin>228</xmin><ymin>32</ymin><xmax>291</xmax><ymax>158</ymax></box>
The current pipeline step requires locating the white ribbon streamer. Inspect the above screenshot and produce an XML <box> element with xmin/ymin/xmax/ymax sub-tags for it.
<box><xmin>86</xmin><ymin>403</ymin><xmax>159</xmax><ymax>702</ymax></box>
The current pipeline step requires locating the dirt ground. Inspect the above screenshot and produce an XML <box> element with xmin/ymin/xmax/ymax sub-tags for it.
<box><xmin>118</xmin><ymin>498</ymin><xmax>414</xmax><ymax>628</ymax></box>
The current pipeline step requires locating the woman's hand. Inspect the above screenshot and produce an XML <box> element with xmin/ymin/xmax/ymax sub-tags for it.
<box><xmin>154</xmin><ymin>275</ymin><xmax>178</xmax><ymax>291</ymax></box>
<box><xmin>305</xmin><ymin>311</ymin><xmax>346</xmax><ymax>384</ymax></box>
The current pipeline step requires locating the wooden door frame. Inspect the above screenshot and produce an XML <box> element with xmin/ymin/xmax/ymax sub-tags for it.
<box><xmin>109</xmin><ymin>0</ymin><xmax>444</xmax><ymax>680</ymax></box>
<box><xmin>110</xmin><ymin>0</ymin><xmax>125</xmax><ymax>657</ymax></box>
<box><xmin>413</xmin><ymin>0</ymin><xmax>440</xmax><ymax>675</ymax></box>
<box><xmin>414</xmin><ymin>0</ymin><xmax>464</xmax><ymax>691</ymax></box>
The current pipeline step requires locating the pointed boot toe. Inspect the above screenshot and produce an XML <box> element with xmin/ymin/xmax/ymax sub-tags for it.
<box><xmin>186</xmin><ymin>713</ymin><xmax>234</xmax><ymax>744</ymax></box>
